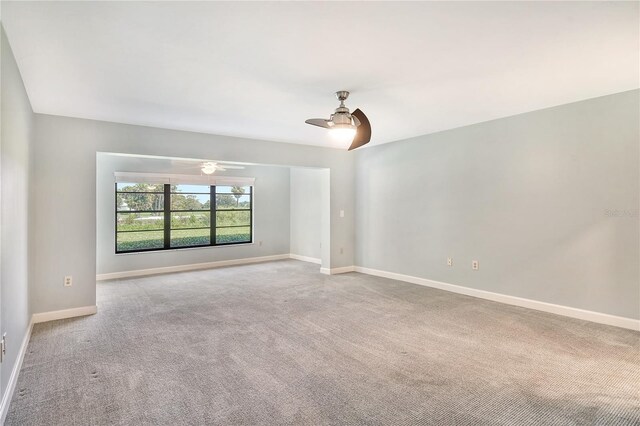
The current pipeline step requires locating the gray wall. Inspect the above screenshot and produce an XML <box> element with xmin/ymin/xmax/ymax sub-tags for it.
<box><xmin>96</xmin><ymin>154</ymin><xmax>291</xmax><ymax>275</ymax></box>
<box><xmin>32</xmin><ymin>114</ymin><xmax>354</xmax><ymax>314</ymax></box>
<box><xmin>355</xmin><ymin>90</ymin><xmax>640</xmax><ymax>320</ymax></box>
<box><xmin>5</xmin><ymin>21</ymin><xmax>636</xmax><ymax>332</ymax></box>
<box><xmin>0</xmin><ymin>26</ymin><xmax>33</xmax><ymax>400</ymax></box>
<box><xmin>290</xmin><ymin>168</ymin><xmax>326</xmax><ymax>261</ymax></box>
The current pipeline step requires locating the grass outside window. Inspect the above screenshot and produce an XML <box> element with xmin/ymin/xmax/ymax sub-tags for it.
<box><xmin>116</xmin><ymin>183</ymin><xmax>252</xmax><ymax>253</ymax></box>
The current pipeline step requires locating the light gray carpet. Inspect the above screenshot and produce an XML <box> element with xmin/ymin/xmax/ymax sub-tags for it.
<box><xmin>6</xmin><ymin>260</ymin><xmax>640</xmax><ymax>425</ymax></box>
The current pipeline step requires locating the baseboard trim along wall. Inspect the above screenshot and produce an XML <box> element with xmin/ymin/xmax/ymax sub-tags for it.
<box><xmin>94</xmin><ymin>255</ymin><xmax>637</xmax><ymax>330</ymax></box>
<box><xmin>289</xmin><ymin>254</ymin><xmax>322</xmax><ymax>264</ymax></box>
<box><xmin>354</xmin><ymin>266</ymin><xmax>640</xmax><ymax>331</ymax></box>
<box><xmin>0</xmin><ymin>319</ymin><xmax>33</xmax><ymax>425</ymax></box>
<box><xmin>320</xmin><ymin>266</ymin><xmax>356</xmax><ymax>275</ymax></box>
<box><xmin>31</xmin><ymin>305</ymin><xmax>98</xmax><ymax>324</ymax></box>
<box><xmin>96</xmin><ymin>254</ymin><xmax>291</xmax><ymax>280</ymax></box>
<box><xmin>4</xmin><ymin>262</ymin><xmax>634</xmax><ymax>425</ymax></box>
<box><xmin>1</xmin><ymin>306</ymin><xmax>98</xmax><ymax>422</ymax></box>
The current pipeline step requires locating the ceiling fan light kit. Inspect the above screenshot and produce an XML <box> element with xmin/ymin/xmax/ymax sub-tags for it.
<box><xmin>329</xmin><ymin>125</ymin><xmax>357</xmax><ymax>142</ymax></box>
<box><xmin>201</xmin><ymin>162</ymin><xmax>218</xmax><ymax>175</ymax></box>
<box><xmin>305</xmin><ymin>91</ymin><xmax>372</xmax><ymax>150</ymax></box>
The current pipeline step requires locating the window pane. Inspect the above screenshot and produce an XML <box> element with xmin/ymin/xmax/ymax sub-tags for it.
<box><xmin>117</xmin><ymin>193</ymin><xmax>164</xmax><ymax>211</ymax></box>
<box><xmin>171</xmin><ymin>228</ymin><xmax>210</xmax><ymax>247</ymax></box>
<box><xmin>216</xmin><ymin>226</ymin><xmax>251</xmax><ymax>244</ymax></box>
<box><xmin>216</xmin><ymin>211</ymin><xmax>250</xmax><ymax>227</ymax></box>
<box><xmin>171</xmin><ymin>212</ymin><xmax>210</xmax><ymax>229</ymax></box>
<box><xmin>117</xmin><ymin>182</ymin><xmax>164</xmax><ymax>193</ymax></box>
<box><xmin>117</xmin><ymin>213</ymin><xmax>164</xmax><ymax>232</ymax></box>
<box><xmin>216</xmin><ymin>194</ymin><xmax>250</xmax><ymax>210</ymax></box>
<box><xmin>117</xmin><ymin>230</ymin><xmax>164</xmax><ymax>252</ymax></box>
<box><xmin>216</xmin><ymin>185</ymin><xmax>251</xmax><ymax>194</ymax></box>
<box><xmin>171</xmin><ymin>193</ymin><xmax>210</xmax><ymax>210</ymax></box>
<box><xmin>171</xmin><ymin>184</ymin><xmax>210</xmax><ymax>194</ymax></box>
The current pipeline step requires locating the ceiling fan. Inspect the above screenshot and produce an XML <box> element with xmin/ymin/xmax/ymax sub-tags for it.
<box><xmin>305</xmin><ymin>91</ymin><xmax>371</xmax><ymax>150</ymax></box>
<box><xmin>200</xmin><ymin>162</ymin><xmax>244</xmax><ymax>175</ymax></box>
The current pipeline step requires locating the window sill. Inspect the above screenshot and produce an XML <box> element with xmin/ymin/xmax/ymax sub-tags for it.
<box><xmin>115</xmin><ymin>242</ymin><xmax>255</xmax><ymax>256</ymax></box>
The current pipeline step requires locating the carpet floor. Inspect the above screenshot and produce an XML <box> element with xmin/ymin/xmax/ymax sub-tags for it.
<box><xmin>6</xmin><ymin>260</ymin><xmax>640</xmax><ymax>425</ymax></box>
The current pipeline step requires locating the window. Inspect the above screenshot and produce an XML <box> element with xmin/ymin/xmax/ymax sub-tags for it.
<box><xmin>116</xmin><ymin>183</ymin><xmax>253</xmax><ymax>253</ymax></box>
<box><xmin>116</xmin><ymin>182</ymin><xmax>165</xmax><ymax>252</ymax></box>
<box><xmin>215</xmin><ymin>185</ymin><xmax>252</xmax><ymax>244</ymax></box>
<box><xmin>170</xmin><ymin>184</ymin><xmax>211</xmax><ymax>248</ymax></box>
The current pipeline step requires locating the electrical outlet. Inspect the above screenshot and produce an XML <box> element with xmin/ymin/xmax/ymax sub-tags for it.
<box><xmin>64</xmin><ymin>276</ymin><xmax>73</xmax><ymax>287</ymax></box>
<box><xmin>340</xmin><ymin>247</ymin><xmax>344</xmax><ymax>254</ymax></box>
<box><xmin>259</xmin><ymin>241</ymin><xmax>263</xmax><ymax>246</ymax></box>
<box><xmin>447</xmin><ymin>257</ymin><xmax>453</xmax><ymax>266</ymax></box>
<box><xmin>472</xmin><ymin>260</ymin><xmax>479</xmax><ymax>270</ymax></box>
<box><xmin>339</xmin><ymin>210</ymin><xmax>345</xmax><ymax>218</ymax></box>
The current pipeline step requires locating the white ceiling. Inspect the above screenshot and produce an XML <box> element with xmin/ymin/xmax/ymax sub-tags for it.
<box><xmin>102</xmin><ymin>153</ymin><xmax>268</xmax><ymax>175</ymax></box>
<box><xmin>3</xmin><ymin>1</ymin><xmax>638</xmax><ymax>148</ymax></box>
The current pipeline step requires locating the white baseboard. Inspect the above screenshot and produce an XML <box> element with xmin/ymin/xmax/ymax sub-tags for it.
<box><xmin>0</xmin><ymin>263</ymin><xmax>633</xmax><ymax>425</ymax></box>
<box><xmin>0</xmin><ymin>318</ymin><xmax>33</xmax><ymax>425</ymax></box>
<box><xmin>31</xmin><ymin>305</ymin><xmax>98</xmax><ymax>324</ymax></box>
<box><xmin>96</xmin><ymin>254</ymin><xmax>290</xmax><ymax>280</ymax></box>
<box><xmin>354</xmin><ymin>266</ymin><xmax>640</xmax><ymax>331</ymax></box>
<box><xmin>0</xmin><ymin>304</ymin><xmax>98</xmax><ymax>424</ymax></box>
<box><xmin>289</xmin><ymin>254</ymin><xmax>322</xmax><ymax>264</ymax></box>
<box><xmin>0</xmin><ymin>305</ymin><xmax>98</xmax><ymax>425</ymax></box>
<box><xmin>96</xmin><ymin>255</ymin><xmax>638</xmax><ymax>331</ymax></box>
<box><xmin>320</xmin><ymin>265</ymin><xmax>355</xmax><ymax>275</ymax></box>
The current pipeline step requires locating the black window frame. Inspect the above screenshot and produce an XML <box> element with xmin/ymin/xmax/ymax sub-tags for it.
<box><xmin>115</xmin><ymin>183</ymin><xmax>253</xmax><ymax>254</ymax></box>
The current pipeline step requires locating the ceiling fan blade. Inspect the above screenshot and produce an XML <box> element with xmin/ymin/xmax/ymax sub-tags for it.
<box><xmin>348</xmin><ymin>109</ymin><xmax>371</xmax><ymax>151</ymax></box>
<box><xmin>305</xmin><ymin>118</ymin><xmax>332</xmax><ymax>129</ymax></box>
<box><xmin>219</xmin><ymin>165</ymin><xmax>245</xmax><ymax>170</ymax></box>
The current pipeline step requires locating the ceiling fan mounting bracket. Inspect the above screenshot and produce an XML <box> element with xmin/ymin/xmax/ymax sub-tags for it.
<box><xmin>335</xmin><ymin>90</ymin><xmax>350</xmax><ymax>101</ymax></box>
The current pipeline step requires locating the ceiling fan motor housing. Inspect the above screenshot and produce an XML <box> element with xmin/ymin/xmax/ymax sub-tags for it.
<box><xmin>331</xmin><ymin>111</ymin><xmax>353</xmax><ymax>127</ymax></box>
<box><xmin>331</xmin><ymin>90</ymin><xmax>355</xmax><ymax>128</ymax></box>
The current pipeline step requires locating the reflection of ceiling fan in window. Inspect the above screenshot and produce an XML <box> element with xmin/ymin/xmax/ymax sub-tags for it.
<box><xmin>200</xmin><ymin>162</ymin><xmax>244</xmax><ymax>175</ymax></box>
<box><xmin>170</xmin><ymin>160</ymin><xmax>246</xmax><ymax>175</ymax></box>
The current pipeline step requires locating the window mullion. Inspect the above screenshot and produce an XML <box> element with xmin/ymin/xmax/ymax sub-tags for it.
<box><xmin>210</xmin><ymin>185</ymin><xmax>216</xmax><ymax>246</ymax></box>
<box><xmin>114</xmin><ymin>183</ymin><xmax>118</xmax><ymax>253</ymax></box>
<box><xmin>164</xmin><ymin>184</ymin><xmax>171</xmax><ymax>248</ymax></box>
